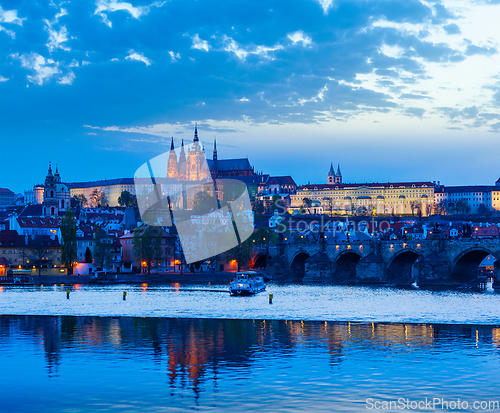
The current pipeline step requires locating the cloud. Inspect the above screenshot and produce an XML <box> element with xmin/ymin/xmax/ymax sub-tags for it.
<box><xmin>125</xmin><ymin>50</ymin><xmax>151</xmax><ymax>65</ymax></box>
<box><xmin>0</xmin><ymin>5</ymin><xmax>25</xmax><ymax>25</ymax></box>
<box><xmin>400</xmin><ymin>93</ymin><xmax>431</xmax><ymax>100</ymax></box>
<box><xmin>464</xmin><ymin>43</ymin><xmax>497</xmax><ymax>57</ymax></box>
<box><xmin>315</xmin><ymin>0</ymin><xmax>335</xmax><ymax>14</ymax></box>
<box><xmin>287</xmin><ymin>30</ymin><xmax>312</xmax><ymax>46</ymax></box>
<box><xmin>44</xmin><ymin>21</ymin><xmax>71</xmax><ymax>52</ymax></box>
<box><xmin>437</xmin><ymin>106</ymin><xmax>479</xmax><ymax>120</ymax></box>
<box><xmin>188</xmin><ymin>33</ymin><xmax>211</xmax><ymax>51</ymax></box>
<box><xmin>58</xmin><ymin>71</ymin><xmax>75</xmax><ymax>85</ymax></box>
<box><xmin>0</xmin><ymin>25</ymin><xmax>15</xmax><ymax>38</ymax></box>
<box><xmin>94</xmin><ymin>0</ymin><xmax>165</xmax><ymax>27</ymax></box>
<box><xmin>221</xmin><ymin>35</ymin><xmax>283</xmax><ymax>60</ymax></box>
<box><xmin>0</xmin><ymin>76</ymin><xmax>9</xmax><ymax>82</ymax></box>
<box><xmin>404</xmin><ymin>107</ymin><xmax>425</xmax><ymax>117</ymax></box>
<box><xmin>0</xmin><ymin>5</ymin><xmax>25</xmax><ymax>38</ymax></box>
<box><xmin>168</xmin><ymin>51</ymin><xmax>181</xmax><ymax>62</ymax></box>
<box><xmin>490</xmin><ymin>122</ymin><xmax>500</xmax><ymax>133</ymax></box>
<box><xmin>14</xmin><ymin>53</ymin><xmax>61</xmax><ymax>85</ymax></box>
<box><xmin>443</xmin><ymin>23</ymin><xmax>461</xmax><ymax>35</ymax></box>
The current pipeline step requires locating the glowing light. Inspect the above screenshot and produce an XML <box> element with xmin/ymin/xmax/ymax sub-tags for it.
<box><xmin>417</xmin><ymin>244</ymin><xmax>421</xmax><ymax>248</ymax></box>
<box><xmin>347</xmin><ymin>245</ymin><xmax>351</xmax><ymax>249</ymax></box>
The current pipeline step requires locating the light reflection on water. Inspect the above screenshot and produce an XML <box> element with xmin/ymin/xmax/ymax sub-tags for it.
<box><xmin>1</xmin><ymin>316</ymin><xmax>500</xmax><ymax>412</ymax></box>
<box><xmin>0</xmin><ymin>283</ymin><xmax>500</xmax><ymax>324</ymax></box>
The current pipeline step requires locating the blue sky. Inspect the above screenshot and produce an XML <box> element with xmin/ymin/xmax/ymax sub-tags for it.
<box><xmin>1</xmin><ymin>0</ymin><xmax>500</xmax><ymax>193</ymax></box>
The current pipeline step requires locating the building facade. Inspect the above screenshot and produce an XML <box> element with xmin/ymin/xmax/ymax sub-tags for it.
<box><xmin>0</xmin><ymin>188</ymin><xmax>15</xmax><ymax>205</ymax></box>
<box><xmin>291</xmin><ymin>182</ymin><xmax>435</xmax><ymax>216</ymax></box>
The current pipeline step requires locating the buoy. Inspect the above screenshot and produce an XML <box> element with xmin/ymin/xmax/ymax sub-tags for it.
<box><xmin>66</xmin><ymin>289</ymin><xmax>70</xmax><ymax>299</ymax></box>
<box><xmin>269</xmin><ymin>293</ymin><xmax>273</xmax><ymax>304</ymax></box>
<box><xmin>123</xmin><ymin>291</ymin><xmax>127</xmax><ymax>300</ymax></box>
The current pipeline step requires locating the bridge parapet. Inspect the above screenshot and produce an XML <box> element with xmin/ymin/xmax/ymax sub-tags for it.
<box><xmin>254</xmin><ymin>237</ymin><xmax>500</xmax><ymax>289</ymax></box>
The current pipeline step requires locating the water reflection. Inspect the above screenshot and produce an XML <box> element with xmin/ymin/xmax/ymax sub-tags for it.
<box><xmin>2</xmin><ymin>316</ymin><xmax>500</xmax><ymax>402</ymax></box>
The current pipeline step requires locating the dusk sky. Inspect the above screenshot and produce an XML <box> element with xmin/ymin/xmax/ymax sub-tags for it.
<box><xmin>1</xmin><ymin>0</ymin><xmax>500</xmax><ymax>194</ymax></box>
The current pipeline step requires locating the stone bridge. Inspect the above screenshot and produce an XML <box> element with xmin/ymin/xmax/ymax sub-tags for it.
<box><xmin>250</xmin><ymin>239</ymin><xmax>500</xmax><ymax>289</ymax></box>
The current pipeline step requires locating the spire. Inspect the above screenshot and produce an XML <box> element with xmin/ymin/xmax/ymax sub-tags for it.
<box><xmin>179</xmin><ymin>139</ymin><xmax>186</xmax><ymax>163</ymax></box>
<box><xmin>328</xmin><ymin>163</ymin><xmax>334</xmax><ymax>176</ymax></box>
<box><xmin>47</xmin><ymin>162</ymin><xmax>53</xmax><ymax>177</ymax></box>
<box><xmin>336</xmin><ymin>164</ymin><xmax>342</xmax><ymax>176</ymax></box>
<box><xmin>213</xmin><ymin>137</ymin><xmax>218</xmax><ymax>161</ymax></box>
<box><xmin>194</xmin><ymin>123</ymin><xmax>199</xmax><ymax>143</ymax></box>
<box><xmin>54</xmin><ymin>164</ymin><xmax>61</xmax><ymax>182</ymax></box>
<box><xmin>170</xmin><ymin>137</ymin><xmax>174</xmax><ymax>151</ymax></box>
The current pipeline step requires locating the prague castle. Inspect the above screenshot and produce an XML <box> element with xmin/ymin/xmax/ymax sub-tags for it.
<box><xmin>291</xmin><ymin>164</ymin><xmax>435</xmax><ymax>216</ymax></box>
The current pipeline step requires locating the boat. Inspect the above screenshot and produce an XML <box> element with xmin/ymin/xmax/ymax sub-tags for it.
<box><xmin>229</xmin><ymin>271</ymin><xmax>266</xmax><ymax>296</ymax></box>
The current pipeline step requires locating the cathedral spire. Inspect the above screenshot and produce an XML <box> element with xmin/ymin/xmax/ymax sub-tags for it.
<box><xmin>213</xmin><ymin>137</ymin><xmax>218</xmax><ymax>161</ymax></box>
<box><xmin>170</xmin><ymin>137</ymin><xmax>174</xmax><ymax>151</ymax></box>
<box><xmin>179</xmin><ymin>139</ymin><xmax>186</xmax><ymax>162</ymax></box>
<box><xmin>194</xmin><ymin>123</ymin><xmax>199</xmax><ymax>143</ymax></box>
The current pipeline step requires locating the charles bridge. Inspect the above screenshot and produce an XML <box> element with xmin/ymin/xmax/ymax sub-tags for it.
<box><xmin>251</xmin><ymin>238</ymin><xmax>500</xmax><ymax>289</ymax></box>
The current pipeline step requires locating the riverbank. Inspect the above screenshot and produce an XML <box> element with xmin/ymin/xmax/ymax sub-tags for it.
<box><xmin>30</xmin><ymin>271</ymin><xmax>239</xmax><ymax>285</ymax></box>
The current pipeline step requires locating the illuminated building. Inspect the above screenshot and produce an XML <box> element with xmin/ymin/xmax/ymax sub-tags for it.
<box><xmin>291</xmin><ymin>165</ymin><xmax>434</xmax><ymax>216</ymax></box>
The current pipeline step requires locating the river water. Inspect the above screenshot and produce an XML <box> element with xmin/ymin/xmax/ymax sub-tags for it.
<box><xmin>1</xmin><ymin>283</ymin><xmax>500</xmax><ymax>324</ymax></box>
<box><xmin>1</xmin><ymin>315</ymin><xmax>500</xmax><ymax>412</ymax></box>
<box><xmin>2</xmin><ymin>284</ymin><xmax>500</xmax><ymax>412</ymax></box>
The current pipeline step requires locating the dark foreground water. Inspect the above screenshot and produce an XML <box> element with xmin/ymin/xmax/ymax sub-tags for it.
<box><xmin>2</xmin><ymin>315</ymin><xmax>500</xmax><ymax>412</ymax></box>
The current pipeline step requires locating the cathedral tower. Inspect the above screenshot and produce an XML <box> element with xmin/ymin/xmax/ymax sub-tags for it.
<box><xmin>167</xmin><ymin>137</ymin><xmax>178</xmax><ymax>179</ymax></box>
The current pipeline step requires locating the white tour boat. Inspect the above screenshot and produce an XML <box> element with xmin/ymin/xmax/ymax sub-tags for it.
<box><xmin>229</xmin><ymin>271</ymin><xmax>266</xmax><ymax>296</ymax></box>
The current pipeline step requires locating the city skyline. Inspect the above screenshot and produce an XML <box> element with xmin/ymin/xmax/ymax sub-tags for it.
<box><xmin>2</xmin><ymin>0</ymin><xmax>500</xmax><ymax>193</ymax></box>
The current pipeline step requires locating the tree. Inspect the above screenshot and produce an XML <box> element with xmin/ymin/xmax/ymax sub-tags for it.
<box><xmin>89</xmin><ymin>189</ymin><xmax>108</xmax><ymax>208</ymax></box>
<box><xmin>301</xmin><ymin>197</ymin><xmax>312</xmax><ymax>214</ymax></box>
<box><xmin>92</xmin><ymin>228</ymin><xmax>113</xmax><ymax>270</ymax></box>
<box><xmin>132</xmin><ymin>225</ymin><xmax>163</xmax><ymax>274</ymax></box>
<box><xmin>323</xmin><ymin>197</ymin><xmax>334</xmax><ymax>217</ymax></box>
<box><xmin>26</xmin><ymin>237</ymin><xmax>56</xmax><ymax>277</ymax></box>
<box><xmin>477</xmin><ymin>203</ymin><xmax>491</xmax><ymax>218</ymax></box>
<box><xmin>270</xmin><ymin>194</ymin><xmax>281</xmax><ymax>213</ymax></box>
<box><xmin>72</xmin><ymin>194</ymin><xmax>87</xmax><ymax>208</ymax></box>
<box><xmin>410</xmin><ymin>201</ymin><xmax>420</xmax><ymax>217</ymax></box>
<box><xmin>60</xmin><ymin>209</ymin><xmax>78</xmax><ymax>275</ymax></box>
<box><xmin>84</xmin><ymin>247</ymin><xmax>93</xmax><ymax>264</ymax></box>
<box><xmin>435</xmin><ymin>201</ymin><xmax>447</xmax><ymax>216</ymax></box>
<box><xmin>454</xmin><ymin>199</ymin><xmax>470</xmax><ymax>215</ymax></box>
<box><xmin>192</xmin><ymin>191</ymin><xmax>217</xmax><ymax>213</ymax></box>
<box><xmin>118</xmin><ymin>190</ymin><xmax>137</xmax><ymax>207</ymax></box>
<box><xmin>253</xmin><ymin>199</ymin><xmax>265</xmax><ymax>214</ymax></box>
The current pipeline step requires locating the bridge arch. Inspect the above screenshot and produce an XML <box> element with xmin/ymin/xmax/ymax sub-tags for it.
<box><xmin>333</xmin><ymin>250</ymin><xmax>362</xmax><ymax>284</ymax></box>
<box><xmin>386</xmin><ymin>249</ymin><xmax>420</xmax><ymax>284</ymax></box>
<box><xmin>290</xmin><ymin>251</ymin><xmax>311</xmax><ymax>278</ymax></box>
<box><xmin>450</xmin><ymin>247</ymin><xmax>495</xmax><ymax>283</ymax></box>
<box><xmin>251</xmin><ymin>253</ymin><xmax>268</xmax><ymax>269</ymax></box>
